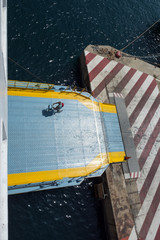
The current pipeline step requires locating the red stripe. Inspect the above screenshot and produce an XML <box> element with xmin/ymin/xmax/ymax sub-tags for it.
<box><xmin>85</xmin><ymin>52</ymin><xmax>96</xmax><ymax>64</ymax></box>
<box><xmin>140</xmin><ymin>148</ymin><xmax>160</xmax><ymax>204</ymax></box>
<box><xmin>89</xmin><ymin>57</ymin><xmax>110</xmax><ymax>82</ymax></box>
<box><xmin>125</xmin><ymin>73</ymin><xmax>148</xmax><ymax>107</ymax></box>
<box><xmin>139</xmin><ymin>119</ymin><xmax>160</xmax><ymax>170</ymax></box>
<box><xmin>155</xmin><ymin>225</ymin><xmax>160</xmax><ymax>240</ymax></box>
<box><xmin>139</xmin><ymin>184</ymin><xmax>160</xmax><ymax>240</ymax></box>
<box><xmin>92</xmin><ymin>63</ymin><xmax>124</xmax><ymax>98</ymax></box>
<box><xmin>134</xmin><ymin>94</ymin><xmax>160</xmax><ymax>147</ymax></box>
<box><xmin>129</xmin><ymin>80</ymin><xmax>157</xmax><ymax>127</ymax></box>
<box><xmin>120</xmin><ymin>237</ymin><xmax>129</xmax><ymax>240</ymax></box>
<box><xmin>114</xmin><ymin>68</ymin><xmax>137</xmax><ymax>93</ymax></box>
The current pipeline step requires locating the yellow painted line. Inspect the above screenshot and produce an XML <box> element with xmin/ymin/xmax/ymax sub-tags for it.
<box><xmin>108</xmin><ymin>151</ymin><xmax>125</xmax><ymax>163</ymax></box>
<box><xmin>99</xmin><ymin>102</ymin><xmax>117</xmax><ymax>113</ymax></box>
<box><xmin>8</xmin><ymin>152</ymin><xmax>109</xmax><ymax>186</ymax></box>
<box><xmin>8</xmin><ymin>88</ymin><xmax>117</xmax><ymax>113</ymax></box>
<box><xmin>8</xmin><ymin>151</ymin><xmax>125</xmax><ymax>186</ymax></box>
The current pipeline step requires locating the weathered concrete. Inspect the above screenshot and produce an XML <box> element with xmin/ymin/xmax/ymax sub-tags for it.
<box><xmin>125</xmin><ymin>179</ymin><xmax>141</xmax><ymax>219</ymax></box>
<box><xmin>80</xmin><ymin>44</ymin><xmax>160</xmax><ymax>239</ymax></box>
<box><xmin>84</xmin><ymin>45</ymin><xmax>160</xmax><ymax>90</ymax></box>
<box><xmin>95</xmin><ymin>168</ymin><xmax>141</xmax><ymax>240</ymax></box>
<box><xmin>106</xmin><ymin>164</ymin><xmax>134</xmax><ymax>240</ymax></box>
<box><xmin>80</xmin><ymin>46</ymin><xmax>140</xmax><ymax>239</ymax></box>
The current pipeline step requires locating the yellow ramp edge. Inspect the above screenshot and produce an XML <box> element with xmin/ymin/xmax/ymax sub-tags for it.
<box><xmin>8</xmin><ymin>151</ymin><xmax>125</xmax><ymax>186</ymax></box>
<box><xmin>108</xmin><ymin>152</ymin><xmax>126</xmax><ymax>163</ymax></box>
<box><xmin>8</xmin><ymin>88</ymin><xmax>117</xmax><ymax>113</ymax></box>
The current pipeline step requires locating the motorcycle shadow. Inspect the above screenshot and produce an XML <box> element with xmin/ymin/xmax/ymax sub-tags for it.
<box><xmin>42</xmin><ymin>109</ymin><xmax>54</xmax><ymax>117</ymax></box>
<box><xmin>42</xmin><ymin>109</ymin><xmax>63</xmax><ymax>117</ymax></box>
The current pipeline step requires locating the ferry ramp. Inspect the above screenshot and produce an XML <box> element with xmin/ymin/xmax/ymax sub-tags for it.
<box><xmin>8</xmin><ymin>84</ymin><xmax>125</xmax><ymax>194</ymax></box>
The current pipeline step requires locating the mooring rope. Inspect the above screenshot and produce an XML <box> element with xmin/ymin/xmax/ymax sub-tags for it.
<box><xmin>123</xmin><ymin>53</ymin><xmax>160</xmax><ymax>59</ymax></box>
<box><xmin>8</xmin><ymin>56</ymin><xmax>45</xmax><ymax>82</ymax></box>
<box><xmin>120</xmin><ymin>18</ymin><xmax>160</xmax><ymax>51</ymax></box>
<box><xmin>9</xmin><ymin>19</ymin><xmax>160</xmax><ymax>84</ymax></box>
<box><xmin>8</xmin><ymin>57</ymin><xmax>91</xmax><ymax>93</ymax></box>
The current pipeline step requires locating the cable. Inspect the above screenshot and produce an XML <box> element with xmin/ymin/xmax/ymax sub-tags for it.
<box><xmin>120</xmin><ymin>19</ymin><xmax>160</xmax><ymax>51</ymax></box>
<box><xmin>122</xmin><ymin>52</ymin><xmax>160</xmax><ymax>59</ymax></box>
<box><xmin>8</xmin><ymin>57</ymin><xmax>45</xmax><ymax>82</ymax></box>
<box><xmin>136</xmin><ymin>53</ymin><xmax>160</xmax><ymax>59</ymax></box>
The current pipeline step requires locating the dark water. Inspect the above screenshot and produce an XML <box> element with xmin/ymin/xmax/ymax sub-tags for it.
<box><xmin>8</xmin><ymin>0</ymin><xmax>160</xmax><ymax>239</ymax></box>
<box><xmin>9</xmin><ymin>181</ymin><xmax>105</xmax><ymax>240</ymax></box>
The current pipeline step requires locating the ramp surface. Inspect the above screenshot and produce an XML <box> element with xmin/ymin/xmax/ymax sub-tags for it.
<box><xmin>8</xmin><ymin>87</ymin><xmax>125</xmax><ymax>192</ymax></box>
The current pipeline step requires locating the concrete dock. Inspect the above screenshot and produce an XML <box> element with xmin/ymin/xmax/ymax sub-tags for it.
<box><xmin>80</xmin><ymin>45</ymin><xmax>160</xmax><ymax>240</ymax></box>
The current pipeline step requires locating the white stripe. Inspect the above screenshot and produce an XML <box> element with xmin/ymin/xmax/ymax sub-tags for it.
<box><xmin>131</xmin><ymin>89</ymin><xmax>160</xmax><ymax>137</ymax></box>
<box><xmin>90</xmin><ymin>61</ymin><xmax>118</xmax><ymax>91</ymax></box>
<box><xmin>124</xmin><ymin>173</ymin><xmax>130</xmax><ymax>179</ymax></box>
<box><xmin>145</xmin><ymin>203</ymin><xmax>160</xmax><ymax>240</ymax></box>
<box><xmin>84</xmin><ymin>50</ymin><xmax>90</xmax><ymax>56</ymax></box>
<box><xmin>135</xmin><ymin>165</ymin><xmax>160</xmax><ymax>234</ymax></box>
<box><xmin>132</xmin><ymin>172</ymin><xmax>139</xmax><ymax>178</ymax></box>
<box><xmin>108</xmin><ymin>92</ymin><xmax>114</xmax><ymax>98</ymax></box>
<box><xmin>87</xmin><ymin>55</ymin><xmax>104</xmax><ymax>73</ymax></box>
<box><xmin>106</xmin><ymin>65</ymin><xmax>131</xmax><ymax>92</ymax></box>
<box><xmin>96</xmin><ymin>88</ymin><xmax>108</xmax><ymax>103</ymax></box>
<box><xmin>136</xmin><ymin>118</ymin><xmax>160</xmax><ymax>160</ymax></box>
<box><xmin>130</xmin><ymin>172</ymin><xmax>134</xmax><ymax>178</ymax></box>
<box><xmin>136</xmin><ymin>142</ymin><xmax>160</xmax><ymax>193</ymax></box>
<box><xmin>121</xmin><ymin>70</ymin><xmax>143</xmax><ymax>97</ymax></box>
<box><xmin>127</xmin><ymin>75</ymin><xmax>154</xmax><ymax>117</ymax></box>
<box><xmin>128</xmin><ymin>226</ymin><xmax>138</xmax><ymax>240</ymax></box>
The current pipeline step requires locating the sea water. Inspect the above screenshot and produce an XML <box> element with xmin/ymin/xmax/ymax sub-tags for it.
<box><xmin>8</xmin><ymin>0</ymin><xmax>160</xmax><ymax>239</ymax></box>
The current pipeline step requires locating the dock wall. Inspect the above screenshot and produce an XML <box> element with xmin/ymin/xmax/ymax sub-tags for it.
<box><xmin>80</xmin><ymin>45</ymin><xmax>160</xmax><ymax>240</ymax></box>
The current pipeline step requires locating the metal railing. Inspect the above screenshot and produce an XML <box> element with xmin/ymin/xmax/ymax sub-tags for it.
<box><xmin>8</xmin><ymin>80</ymin><xmax>55</xmax><ymax>91</ymax></box>
<box><xmin>8</xmin><ymin>80</ymin><xmax>92</xmax><ymax>98</ymax></box>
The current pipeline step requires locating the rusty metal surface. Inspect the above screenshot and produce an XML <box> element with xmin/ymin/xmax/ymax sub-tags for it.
<box><xmin>106</xmin><ymin>164</ymin><xmax>134</xmax><ymax>240</ymax></box>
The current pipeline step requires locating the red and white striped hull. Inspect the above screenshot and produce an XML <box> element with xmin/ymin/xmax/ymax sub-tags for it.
<box><xmin>84</xmin><ymin>50</ymin><xmax>160</xmax><ymax>240</ymax></box>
